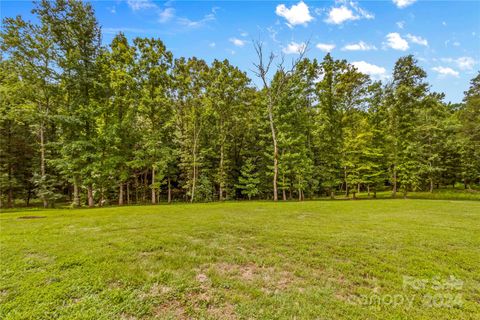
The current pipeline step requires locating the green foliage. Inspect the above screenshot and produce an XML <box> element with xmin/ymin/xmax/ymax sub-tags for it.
<box><xmin>236</xmin><ymin>158</ymin><xmax>260</xmax><ymax>200</ymax></box>
<box><xmin>0</xmin><ymin>1</ymin><xmax>478</xmax><ymax>207</ymax></box>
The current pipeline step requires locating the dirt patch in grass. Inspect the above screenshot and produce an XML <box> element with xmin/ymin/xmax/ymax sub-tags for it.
<box><xmin>196</xmin><ymin>273</ymin><xmax>209</xmax><ymax>284</ymax></box>
<box><xmin>206</xmin><ymin>302</ymin><xmax>237</xmax><ymax>320</ymax></box>
<box><xmin>0</xmin><ymin>289</ymin><xmax>8</xmax><ymax>302</ymax></box>
<box><xmin>214</xmin><ymin>262</ymin><xmax>298</xmax><ymax>294</ymax></box>
<box><xmin>151</xmin><ymin>271</ymin><xmax>238</xmax><ymax>319</ymax></box>
<box><xmin>154</xmin><ymin>300</ymin><xmax>188</xmax><ymax>319</ymax></box>
<box><xmin>17</xmin><ymin>216</ymin><xmax>46</xmax><ymax>219</ymax></box>
<box><xmin>119</xmin><ymin>313</ymin><xmax>138</xmax><ymax>320</ymax></box>
<box><xmin>186</xmin><ymin>289</ymin><xmax>238</xmax><ymax>320</ymax></box>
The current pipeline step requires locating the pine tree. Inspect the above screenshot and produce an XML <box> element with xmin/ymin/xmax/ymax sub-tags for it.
<box><xmin>236</xmin><ymin>158</ymin><xmax>260</xmax><ymax>200</ymax></box>
<box><xmin>387</xmin><ymin>55</ymin><xmax>428</xmax><ymax>198</ymax></box>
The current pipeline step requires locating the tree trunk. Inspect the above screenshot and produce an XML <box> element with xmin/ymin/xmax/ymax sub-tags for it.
<box><xmin>151</xmin><ymin>165</ymin><xmax>156</xmax><ymax>204</ymax></box>
<box><xmin>367</xmin><ymin>185</ymin><xmax>370</xmax><ymax>197</ymax></box>
<box><xmin>126</xmin><ymin>182</ymin><xmax>130</xmax><ymax>205</ymax></box>
<box><xmin>119</xmin><ymin>183</ymin><xmax>124</xmax><ymax>206</ymax></box>
<box><xmin>26</xmin><ymin>189</ymin><xmax>31</xmax><ymax>205</ymax></box>
<box><xmin>392</xmin><ymin>165</ymin><xmax>397</xmax><ymax>198</ymax></box>
<box><xmin>282</xmin><ymin>174</ymin><xmax>287</xmax><ymax>201</ymax></box>
<box><xmin>167</xmin><ymin>177</ymin><xmax>171</xmax><ymax>204</ymax></box>
<box><xmin>219</xmin><ymin>139</ymin><xmax>224</xmax><ymax>201</ymax></box>
<box><xmin>99</xmin><ymin>188</ymin><xmax>104</xmax><ymax>207</ymax></box>
<box><xmin>73</xmin><ymin>177</ymin><xmax>80</xmax><ymax>207</ymax></box>
<box><xmin>7</xmin><ymin>188</ymin><xmax>13</xmax><ymax>208</ymax></box>
<box><xmin>135</xmin><ymin>174</ymin><xmax>139</xmax><ymax>204</ymax></box>
<box><xmin>373</xmin><ymin>190</ymin><xmax>377</xmax><ymax>199</ymax></box>
<box><xmin>143</xmin><ymin>171</ymin><xmax>147</xmax><ymax>203</ymax></box>
<box><xmin>267</xmin><ymin>100</ymin><xmax>278</xmax><ymax>201</ymax></box>
<box><xmin>6</xmin><ymin>128</ymin><xmax>13</xmax><ymax>208</ymax></box>
<box><xmin>39</xmin><ymin>122</ymin><xmax>48</xmax><ymax>208</ymax></box>
<box><xmin>429</xmin><ymin>178</ymin><xmax>434</xmax><ymax>193</ymax></box>
<box><xmin>87</xmin><ymin>185</ymin><xmax>94</xmax><ymax>207</ymax></box>
<box><xmin>191</xmin><ymin>132</ymin><xmax>198</xmax><ymax>203</ymax></box>
<box><xmin>330</xmin><ymin>189</ymin><xmax>335</xmax><ymax>200</ymax></box>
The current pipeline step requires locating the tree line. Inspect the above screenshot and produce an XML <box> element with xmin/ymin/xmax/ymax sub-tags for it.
<box><xmin>1</xmin><ymin>0</ymin><xmax>479</xmax><ymax>208</ymax></box>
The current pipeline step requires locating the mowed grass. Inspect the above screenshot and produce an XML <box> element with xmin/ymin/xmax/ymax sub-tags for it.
<box><xmin>1</xmin><ymin>200</ymin><xmax>479</xmax><ymax>319</ymax></box>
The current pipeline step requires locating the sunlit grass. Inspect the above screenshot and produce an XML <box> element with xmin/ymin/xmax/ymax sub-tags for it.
<box><xmin>1</xmin><ymin>200</ymin><xmax>479</xmax><ymax>319</ymax></box>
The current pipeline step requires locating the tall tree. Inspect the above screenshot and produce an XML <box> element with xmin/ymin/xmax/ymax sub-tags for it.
<box><xmin>173</xmin><ymin>57</ymin><xmax>210</xmax><ymax>202</ymax></box>
<box><xmin>1</xmin><ymin>14</ymin><xmax>59</xmax><ymax>207</ymax></box>
<box><xmin>207</xmin><ymin>60</ymin><xmax>250</xmax><ymax>200</ymax></box>
<box><xmin>458</xmin><ymin>72</ymin><xmax>480</xmax><ymax>188</ymax></box>
<box><xmin>35</xmin><ymin>0</ymin><xmax>102</xmax><ymax>207</ymax></box>
<box><xmin>252</xmin><ymin>41</ymin><xmax>307</xmax><ymax>201</ymax></box>
<box><xmin>386</xmin><ymin>55</ymin><xmax>428</xmax><ymax>197</ymax></box>
<box><xmin>103</xmin><ymin>33</ymin><xmax>137</xmax><ymax>205</ymax></box>
<box><xmin>134</xmin><ymin>37</ymin><xmax>174</xmax><ymax>204</ymax></box>
<box><xmin>0</xmin><ymin>61</ymin><xmax>36</xmax><ymax>207</ymax></box>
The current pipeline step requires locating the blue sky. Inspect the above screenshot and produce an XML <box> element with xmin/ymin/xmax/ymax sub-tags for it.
<box><xmin>2</xmin><ymin>0</ymin><xmax>479</xmax><ymax>102</ymax></box>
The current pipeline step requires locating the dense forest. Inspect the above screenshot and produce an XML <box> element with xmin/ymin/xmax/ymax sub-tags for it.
<box><xmin>1</xmin><ymin>0</ymin><xmax>479</xmax><ymax>208</ymax></box>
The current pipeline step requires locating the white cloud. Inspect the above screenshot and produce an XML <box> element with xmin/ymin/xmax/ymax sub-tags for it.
<box><xmin>326</xmin><ymin>6</ymin><xmax>355</xmax><ymax>24</ymax></box>
<box><xmin>352</xmin><ymin>61</ymin><xmax>387</xmax><ymax>80</ymax></box>
<box><xmin>350</xmin><ymin>1</ymin><xmax>375</xmax><ymax>19</ymax></box>
<box><xmin>158</xmin><ymin>8</ymin><xmax>175</xmax><ymax>23</ymax></box>
<box><xmin>440</xmin><ymin>57</ymin><xmax>476</xmax><ymax>70</ymax></box>
<box><xmin>209</xmin><ymin>42</ymin><xmax>216</xmax><ymax>48</ymax></box>
<box><xmin>178</xmin><ymin>10</ymin><xmax>216</xmax><ymax>28</ymax></box>
<box><xmin>282</xmin><ymin>41</ymin><xmax>306</xmax><ymax>55</ymax></box>
<box><xmin>342</xmin><ymin>41</ymin><xmax>377</xmax><ymax>51</ymax></box>
<box><xmin>229</xmin><ymin>37</ymin><xmax>246</xmax><ymax>47</ymax></box>
<box><xmin>392</xmin><ymin>0</ymin><xmax>417</xmax><ymax>9</ymax></box>
<box><xmin>396</xmin><ymin>21</ymin><xmax>405</xmax><ymax>29</ymax></box>
<box><xmin>456</xmin><ymin>57</ymin><xmax>476</xmax><ymax>70</ymax></box>
<box><xmin>127</xmin><ymin>0</ymin><xmax>156</xmax><ymax>11</ymax></box>
<box><xmin>325</xmin><ymin>1</ymin><xmax>374</xmax><ymax>25</ymax></box>
<box><xmin>316</xmin><ymin>43</ymin><xmax>335</xmax><ymax>52</ymax></box>
<box><xmin>385</xmin><ymin>32</ymin><xmax>409</xmax><ymax>51</ymax></box>
<box><xmin>126</xmin><ymin>1</ymin><xmax>175</xmax><ymax>24</ymax></box>
<box><xmin>432</xmin><ymin>66</ymin><xmax>459</xmax><ymax>78</ymax></box>
<box><xmin>406</xmin><ymin>34</ymin><xmax>428</xmax><ymax>46</ymax></box>
<box><xmin>275</xmin><ymin>1</ymin><xmax>313</xmax><ymax>27</ymax></box>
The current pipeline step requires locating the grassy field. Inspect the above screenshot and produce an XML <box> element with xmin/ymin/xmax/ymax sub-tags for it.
<box><xmin>1</xmin><ymin>200</ymin><xmax>479</xmax><ymax>319</ymax></box>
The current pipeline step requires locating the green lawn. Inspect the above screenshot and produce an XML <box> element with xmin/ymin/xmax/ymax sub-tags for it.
<box><xmin>1</xmin><ymin>200</ymin><xmax>479</xmax><ymax>319</ymax></box>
